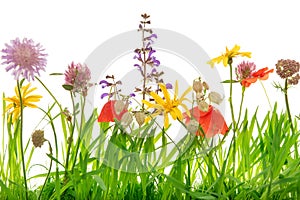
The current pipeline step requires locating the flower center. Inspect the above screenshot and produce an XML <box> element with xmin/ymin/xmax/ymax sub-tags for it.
<box><xmin>13</xmin><ymin>44</ymin><xmax>37</xmax><ymax>67</ymax></box>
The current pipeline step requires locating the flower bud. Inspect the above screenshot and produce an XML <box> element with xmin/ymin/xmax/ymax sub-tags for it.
<box><xmin>114</xmin><ymin>100</ymin><xmax>126</xmax><ymax>115</ymax></box>
<box><xmin>202</xmin><ymin>81</ymin><xmax>209</xmax><ymax>90</ymax></box>
<box><xmin>198</xmin><ymin>100</ymin><xmax>209</xmax><ymax>112</ymax></box>
<box><xmin>193</xmin><ymin>79</ymin><xmax>203</xmax><ymax>93</ymax></box>
<box><xmin>32</xmin><ymin>130</ymin><xmax>46</xmax><ymax>148</ymax></box>
<box><xmin>135</xmin><ymin>112</ymin><xmax>146</xmax><ymax>126</ymax></box>
<box><xmin>208</xmin><ymin>92</ymin><xmax>223</xmax><ymax>105</ymax></box>
<box><xmin>187</xmin><ymin>119</ymin><xmax>199</xmax><ymax>134</ymax></box>
<box><xmin>120</xmin><ymin>112</ymin><xmax>133</xmax><ymax>128</ymax></box>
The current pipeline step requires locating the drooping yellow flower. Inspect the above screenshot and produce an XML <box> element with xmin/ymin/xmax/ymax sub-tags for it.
<box><xmin>208</xmin><ymin>44</ymin><xmax>251</xmax><ymax>67</ymax></box>
<box><xmin>142</xmin><ymin>81</ymin><xmax>192</xmax><ymax>128</ymax></box>
<box><xmin>3</xmin><ymin>83</ymin><xmax>42</xmax><ymax>123</ymax></box>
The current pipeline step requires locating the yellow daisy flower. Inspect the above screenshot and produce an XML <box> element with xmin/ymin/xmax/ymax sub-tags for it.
<box><xmin>208</xmin><ymin>44</ymin><xmax>251</xmax><ymax>67</ymax></box>
<box><xmin>3</xmin><ymin>83</ymin><xmax>42</xmax><ymax>123</ymax></box>
<box><xmin>142</xmin><ymin>81</ymin><xmax>192</xmax><ymax>128</ymax></box>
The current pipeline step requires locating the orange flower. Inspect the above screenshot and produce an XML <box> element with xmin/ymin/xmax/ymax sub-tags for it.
<box><xmin>241</xmin><ymin>67</ymin><xmax>274</xmax><ymax>87</ymax></box>
<box><xmin>98</xmin><ymin>100</ymin><xmax>127</xmax><ymax>122</ymax></box>
<box><xmin>183</xmin><ymin>105</ymin><xmax>228</xmax><ymax>138</ymax></box>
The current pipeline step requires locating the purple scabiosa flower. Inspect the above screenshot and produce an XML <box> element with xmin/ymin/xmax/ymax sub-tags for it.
<box><xmin>64</xmin><ymin>62</ymin><xmax>91</xmax><ymax>96</ymax></box>
<box><xmin>1</xmin><ymin>38</ymin><xmax>47</xmax><ymax>81</ymax></box>
<box><xmin>236</xmin><ymin>61</ymin><xmax>256</xmax><ymax>80</ymax></box>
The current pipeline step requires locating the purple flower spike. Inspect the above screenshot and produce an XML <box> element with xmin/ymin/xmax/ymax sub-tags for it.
<box><xmin>1</xmin><ymin>38</ymin><xmax>47</xmax><ymax>81</ymax></box>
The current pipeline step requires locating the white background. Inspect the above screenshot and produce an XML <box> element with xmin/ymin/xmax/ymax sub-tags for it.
<box><xmin>0</xmin><ymin>0</ymin><xmax>299</xmax><ymax>185</ymax></box>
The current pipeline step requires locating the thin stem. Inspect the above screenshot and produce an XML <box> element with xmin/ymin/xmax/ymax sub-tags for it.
<box><xmin>16</xmin><ymin>80</ymin><xmax>28</xmax><ymax>200</ymax></box>
<box><xmin>284</xmin><ymin>80</ymin><xmax>298</xmax><ymax>159</ymax></box>
<box><xmin>228</xmin><ymin>61</ymin><xmax>236</xmax><ymax>183</ymax></box>
<box><xmin>64</xmin><ymin>92</ymin><xmax>76</xmax><ymax>180</ymax></box>
<box><xmin>236</xmin><ymin>86</ymin><xmax>245</xmax><ymax>129</ymax></box>
<box><xmin>71</xmin><ymin>95</ymin><xmax>86</xmax><ymax>172</ymax></box>
<box><xmin>259</xmin><ymin>80</ymin><xmax>272</xmax><ymax>110</ymax></box>
<box><xmin>228</xmin><ymin>62</ymin><xmax>237</xmax><ymax>132</ymax></box>
<box><xmin>284</xmin><ymin>79</ymin><xmax>294</xmax><ymax>134</ymax></box>
<box><xmin>141</xmin><ymin>22</ymin><xmax>147</xmax><ymax>110</ymax></box>
<box><xmin>38</xmin><ymin>141</ymin><xmax>53</xmax><ymax>200</ymax></box>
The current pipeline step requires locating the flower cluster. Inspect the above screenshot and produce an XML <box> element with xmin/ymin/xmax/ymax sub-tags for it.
<box><xmin>64</xmin><ymin>62</ymin><xmax>92</xmax><ymax>96</ymax></box>
<box><xmin>276</xmin><ymin>59</ymin><xmax>300</xmax><ymax>85</ymax></box>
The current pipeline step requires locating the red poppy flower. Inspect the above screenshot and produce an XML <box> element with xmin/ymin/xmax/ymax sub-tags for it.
<box><xmin>241</xmin><ymin>67</ymin><xmax>274</xmax><ymax>87</ymax></box>
<box><xmin>98</xmin><ymin>100</ymin><xmax>127</xmax><ymax>122</ymax></box>
<box><xmin>183</xmin><ymin>105</ymin><xmax>228</xmax><ymax>138</ymax></box>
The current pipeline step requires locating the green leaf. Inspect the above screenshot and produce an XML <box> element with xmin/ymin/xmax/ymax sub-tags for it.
<box><xmin>62</xmin><ymin>84</ymin><xmax>73</xmax><ymax>91</ymax></box>
<box><xmin>221</xmin><ymin>80</ymin><xmax>240</xmax><ymax>83</ymax></box>
<box><xmin>93</xmin><ymin>175</ymin><xmax>107</xmax><ymax>191</ymax></box>
<box><xmin>49</xmin><ymin>72</ymin><xmax>64</xmax><ymax>76</ymax></box>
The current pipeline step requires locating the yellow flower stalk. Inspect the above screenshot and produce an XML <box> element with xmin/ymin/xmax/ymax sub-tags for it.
<box><xmin>142</xmin><ymin>81</ymin><xmax>192</xmax><ymax>128</ymax></box>
<box><xmin>208</xmin><ymin>44</ymin><xmax>251</xmax><ymax>67</ymax></box>
<box><xmin>4</xmin><ymin>83</ymin><xmax>42</xmax><ymax>123</ymax></box>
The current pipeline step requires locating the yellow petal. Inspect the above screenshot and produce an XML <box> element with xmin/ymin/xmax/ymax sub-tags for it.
<box><xmin>164</xmin><ymin>112</ymin><xmax>169</xmax><ymax>128</ymax></box>
<box><xmin>159</xmin><ymin>83</ymin><xmax>171</xmax><ymax>104</ymax></box>
<box><xmin>149</xmin><ymin>91</ymin><xmax>166</xmax><ymax>106</ymax></box>
<box><xmin>174</xmin><ymin>80</ymin><xmax>178</xmax><ymax>99</ymax></box>
<box><xmin>179</xmin><ymin>86</ymin><xmax>192</xmax><ymax>102</ymax></box>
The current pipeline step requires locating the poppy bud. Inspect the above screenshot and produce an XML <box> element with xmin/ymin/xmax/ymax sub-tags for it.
<box><xmin>135</xmin><ymin>112</ymin><xmax>146</xmax><ymax>126</ymax></box>
<box><xmin>202</xmin><ymin>82</ymin><xmax>209</xmax><ymax>90</ymax></box>
<box><xmin>114</xmin><ymin>100</ymin><xmax>126</xmax><ymax>115</ymax></box>
<box><xmin>120</xmin><ymin>112</ymin><xmax>133</xmax><ymax>128</ymax></box>
<box><xmin>193</xmin><ymin>79</ymin><xmax>203</xmax><ymax>93</ymax></box>
<box><xmin>187</xmin><ymin>119</ymin><xmax>199</xmax><ymax>134</ymax></box>
<box><xmin>198</xmin><ymin>100</ymin><xmax>209</xmax><ymax>112</ymax></box>
<box><xmin>208</xmin><ymin>92</ymin><xmax>223</xmax><ymax>105</ymax></box>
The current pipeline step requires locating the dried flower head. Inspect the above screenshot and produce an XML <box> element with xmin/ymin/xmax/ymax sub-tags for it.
<box><xmin>120</xmin><ymin>112</ymin><xmax>133</xmax><ymax>128</ymax></box>
<box><xmin>186</xmin><ymin>119</ymin><xmax>199</xmax><ymax>134</ymax></box>
<box><xmin>208</xmin><ymin>92</ymin><xmax>223</xmax><ymax>105</ymax></box>
<box><xmin>1</xmin><ymin>38</ymin><xmax>47</xmax><ymax>81</ymax></box>
<box><xmin>134</xmin><ymin>111</ymin><xmax>146</xmax><ymax>126</ymax></box>
<box><xmin>236</xmin><ymin>61</ymin><xmax>256</xmax><ymax>80</ymax></box>
<box><xmin>193</xmin><ymin>79</ymin><xmax>203</xmax><ymax>93</ymax></box>
<box><xmin>202</xmin><ymin>81</ymin><xmax>209</xmax><ymax>90</ymax></box>
<box><xmin>276</xmin><ymin>59</ymin><xmax>300</xmax><ymax>85</ymax></box>
<box><xmin>32</xmin><ymin>130</ymin><xmax>46</xmax><ymax>148</ymax></box>
<box><xmin>198</xmin><ymin>100</ymin><xmax>209</xmax><ymax>112</ymax></box>
<box><xmin>64</xmin><ymin>62</ymin><xmax>91</xmax><ymax>95</ymax></box>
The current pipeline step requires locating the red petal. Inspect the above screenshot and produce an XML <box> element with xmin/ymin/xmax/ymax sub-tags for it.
<box><xmin>98</xmin><ymin>100</ymin><xmax>128</xmax><ymax>122</ymax></box>
<box><xmin>184</xmin><ymin>105</ymin><xmax>228</xmax><ymax>138</ymax></box>
<box><xmin>98</xmin><ymin>100</ymin><xmax>115</xmax><ymax>122</ymax></box>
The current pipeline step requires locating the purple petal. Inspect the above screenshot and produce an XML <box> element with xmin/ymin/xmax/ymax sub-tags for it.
<box><xmin>166</xmin><ymin>83</ymin><xmax>173</xmax><ymax>89</ymax></box>
<box><xmin>101</xmin><ymin>93</ymin><xmax>109</xmax><ymax>99</ymax></box>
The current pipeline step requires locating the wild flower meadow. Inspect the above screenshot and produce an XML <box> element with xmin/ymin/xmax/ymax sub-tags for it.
<box><xmin>0</xmin><ymin>13</ymin><xmax>299</xmax><ymax>200</ymax></box>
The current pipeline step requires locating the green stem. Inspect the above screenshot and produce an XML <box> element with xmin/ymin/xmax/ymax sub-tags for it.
<box><xmin>35</xmin><ymin>76</ymin><xmax>61</xmax><ymax>198</ymax></box>
<box><xmin>229</xmin><ymin>62</ymin><xmax>237</xmax><ymax>132</ymax></box>
<box><xmin>228</xmin><ymin>61</ymin><xmax>237</xmax><ymax>184</ymax></box>
<box><xmin>284</xmin><ymin>80</ymin><xmax>298</xmax><ymax>159</ymax></box>
<box><xmin>284</xmin><ymin>79</ymin><xmax>294</xmax><ymax>133</ymax></box>
<box><xmin>65</xmin><ymin>92</ymin><xmax>76</xmax><ymax>180</ymax></box>
<box><xmin>71</xmin><ymin>96</ymin><xmax>86</xmax><ymax>172</ymax></box>
<box><xmin>259</xmin><ymin>80</ymin><xmax>272</xmax><ymax>110</ymax></box>
<box><xmin>236</xmin><ymin>86</ymin><xmax>245</xmax><ymax>129</ymax></box>
<box><xmin>38</xmin><ymin>141</ymin><xmax>53</xmax><ymax>200</ymax></box>
<box><xmin>16</xmin><ymin>80</ymin><xmax>28</xmax><ymax>200</ymax></box>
